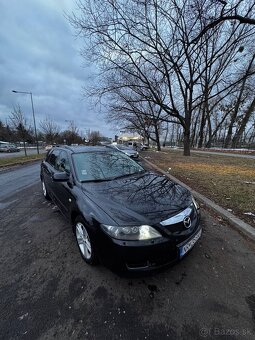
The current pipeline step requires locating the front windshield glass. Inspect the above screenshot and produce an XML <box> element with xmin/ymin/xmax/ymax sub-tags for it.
<box><xmin>72</xmin><ymin>151</ymin><xmax>144</xmax><ymax>182</ymax></box>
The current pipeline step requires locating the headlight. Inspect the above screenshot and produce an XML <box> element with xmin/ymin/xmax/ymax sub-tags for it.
<box><xmin>101</xmin><ymin>224</ymin><xmax>162</xmax><ymax>240</ymax></box>
<box><xmin>192</xmin><ymin>196</ymin><xmax>199</xmax><ymax>210</ymax></box>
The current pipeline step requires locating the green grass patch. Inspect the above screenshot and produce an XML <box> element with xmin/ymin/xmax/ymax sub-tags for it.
<box><xmin>143</xmin><ymin>149</ymin><xmax>255</xmax><ymax>227</ymax></box>
<box><xmin>0</xmin><ymin>153</ymin><xmax>45</xmax><ymax>167</ymax></box>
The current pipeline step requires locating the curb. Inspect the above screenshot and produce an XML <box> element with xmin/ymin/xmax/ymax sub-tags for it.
<box><xmin>142</xmin><ymin>157</ymin><xmax>255</xmax><ymax>242</ymax></box>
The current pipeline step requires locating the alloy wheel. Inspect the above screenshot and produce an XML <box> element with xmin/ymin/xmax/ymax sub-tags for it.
<box><xmin>42</xmin><ymin>180</ymin><xmax>47</xmax><ymax>197</ymax></box>
<box><xmin>75</xmin><ymin>222</ymin><xmax>92</xmax><ymax>260</ymax></box>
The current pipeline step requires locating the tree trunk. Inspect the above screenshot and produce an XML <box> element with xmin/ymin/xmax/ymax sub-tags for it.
<box><xmin>224</xmin><ymin>115</ymin><xmax>235</xmax><ymax>148</ymax></box>
<box><xmin>224</xmin><ymin>54</ymin><xmax>255</xmax><ymax>148</ymax></box>
<box><xmin>183</xmin><ymin>128</ymin><xmax>191</xmax><ymax>156</ymax></box>
<box><xmin>163</xmin><ymin>122</ymin><xmax>169</xmax><ymax>147</ymax></box>
<box><xmin>23</xmin><ymin>141</ymin><xmax>27</xmax><ymax>156</ymax></box>
<box><xmin>198</xmin><ymin>109</ymin><xmax>206</xmax><ymax>148</ymax></box>
<box><xmin>183</xmin><ymin>109</ymin><xmax>191</xmax><ymax>155</ymax></box>
<box><xmin>231</xmin><ymin>96</ymin><xmax>255</xmax><ymax>148</ymax></box>
<box><xmin>154</xmin><ymin>123</ymin><xmax>161</xmax><ymax>151</ymax></box>
<box><xmin>248</xmin><ymin>126</ymin><xmax>255</xmax><ymax>145</ymax></box>
<box><xmin>206</xmin><ymin>109</ymin><xmax>230</xmax><ymax>148</ymax></box>
<box><xmin>176</xmin><ymin>125</ymin><xmax>180</xmax><ymax>146</ymax></box>
<box><xmin>205</xmin><ymin>110</ymin><xmax>212</xmax><ymax>147</ymax></box>
<box><xmin>191</xmin><ymin>113</ymin><xmax>200</xmax><ymax>147</ymax></box>
<box><xmin>170</xmin><ymin>123</ymin><xmax>175</xmax><ymax>147</ymax></box>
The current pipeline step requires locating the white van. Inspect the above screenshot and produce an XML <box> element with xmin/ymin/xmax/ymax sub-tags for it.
<box><xmin>123</xmin><ymin>141</ymin><xmax>138</xmax><ymax>149</ymax></box>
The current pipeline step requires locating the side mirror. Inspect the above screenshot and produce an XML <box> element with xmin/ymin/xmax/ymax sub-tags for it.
<box><xmin>52</xmin><ymin>172</ymin><xmax>69</xmax><ymax>182</ymax></box>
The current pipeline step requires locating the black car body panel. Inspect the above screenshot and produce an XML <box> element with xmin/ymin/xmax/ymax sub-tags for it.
<box><xmin>81</xmin><ymin>172</ymin><xmax>192</xmax><ymax>225</ymax></box>
<box><xmin>41</xmin><ymin>145</ymin><xmax>201</xmax><ymax>271</ymax></box>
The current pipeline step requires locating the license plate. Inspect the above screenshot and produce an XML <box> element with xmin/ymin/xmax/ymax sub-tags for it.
<box><xmin>179</xmin><ymin>229</ymin><xmax>202</xmax><ymax>258</ymax></box>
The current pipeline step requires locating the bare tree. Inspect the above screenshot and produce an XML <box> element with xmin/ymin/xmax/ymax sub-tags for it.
<box><xmin>9</xmin><ymin>105</ymin><xmax>31</xmax><ymax>156</ymax></box>
<box><xmin>107</xmin><ymin>83</ymin><xmax>166</xmax><ymax>150</ymax></box>
<box><xmin>192</xmin><ymin>0</ymin><xmax>255</xmax><ymax>43</ymax></box>
<box><xmin>222</xmin><ymin>53</ymin><xmax>255</xmax><ymax>147</ymax></box>
<box><xmin>0</xmin><ymin>120</ymin><xmax>14</xmax><ymax>142</ymax></box>
<box><xmin>70</xmin><ymin>0</ymin><xmax>255</xmax><ymax>154</ymax></box>
<box><xmin>232</xmin><ymin>95</ymin><xmax>255</xmax><ymax>147</ymax></box>
<box><xmin>60</xmin><ymin>121</ymin><xmax>83</xmax><ymax>145</ymax></box>
<box><xmin>87</xmin><ymin>130</ymin><xmax>101</xmax><ymax>145</ymax></box>
<box><xmin>40</xmin><ymin>116</ymin><xmax>60</xmax><ymax>144</ymax></box>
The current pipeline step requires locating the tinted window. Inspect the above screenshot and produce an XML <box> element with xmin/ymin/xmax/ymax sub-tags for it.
<box><xmin>72</xmin><ymin>151</ymin><xmax>144</xmax><ymax>182</ymax></box>
<box><xmin>56</xmin><ymin>151</ymin><xmax>70</xmax><ymax>173</ymax></box>
<box><xmin>47</xmin><ymin>149</ymin><xmax>60</xmax><ymax>168</ymax></box>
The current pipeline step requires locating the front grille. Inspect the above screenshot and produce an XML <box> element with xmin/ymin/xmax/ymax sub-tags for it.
<box><xmin>164</xmin><ymin>208</ymin><xmax>196</xmax><ymax>233</ymax></box>
<box><xmin>157</xmin><ymin>205</ymin><xmax>200</xmax><ymax>243</ymax></box>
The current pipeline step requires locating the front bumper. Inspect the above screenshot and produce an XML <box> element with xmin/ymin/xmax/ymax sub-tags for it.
<box><xmin>96</xmin><ymin>223</ymin><xmax>202</xmax><ymax>272</ymax></box>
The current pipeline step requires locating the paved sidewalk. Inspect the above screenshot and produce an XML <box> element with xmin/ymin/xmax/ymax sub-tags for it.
<box><xmin>165</xmin><ymin>147</ymin><xmax>255</xmax><ymax>159</ymax></box>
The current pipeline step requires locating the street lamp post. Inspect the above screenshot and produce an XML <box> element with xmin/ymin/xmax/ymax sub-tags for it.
<box><xmin>12</xmin><ymin>90</ymin><xmax>39</xmax><ymax>154</ymax></box>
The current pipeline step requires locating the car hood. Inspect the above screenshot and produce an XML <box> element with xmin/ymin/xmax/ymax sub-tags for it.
<box><xmin>81</xmin><ymin>172</ymin><xmax>192</xmax><ymax>226</ymax></box>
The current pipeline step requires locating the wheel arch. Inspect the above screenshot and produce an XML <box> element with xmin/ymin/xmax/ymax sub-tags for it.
<box><xmin>70</xmin><ymin>209</ymin><xmax>100</xmax><ymax>234</ymax></box>
<box><xmin>70</xmin><ymin>209</ymin><xmax>90</xmax><ymax>229</ymax></box>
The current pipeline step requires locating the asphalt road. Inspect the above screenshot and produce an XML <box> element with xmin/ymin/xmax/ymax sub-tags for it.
<box><xmin>0</xmin><ymin>162</ymin><xmax>255</xmax><ymax>340</ymax></box>
<box><xmin>0</xmin><ymin>163</ymin><xmax>40</xmax><ymax>206</ymax></box>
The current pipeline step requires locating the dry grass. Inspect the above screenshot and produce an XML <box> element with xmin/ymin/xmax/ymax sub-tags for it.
<box><xmin>143</xmin><ymin>149</ymin><xmax>255</xmax><ymax>227</ymax></box>
<box><xmin>0</xmin><ymin>154</ymin><xmax>44</xmax><ymax>167</ymax></box>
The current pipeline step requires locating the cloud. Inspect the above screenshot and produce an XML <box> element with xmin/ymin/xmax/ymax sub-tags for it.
<box><xmin>0</xmin><ymin>0</ymin><xmax>114</xmax><ymax>137</ymax></box>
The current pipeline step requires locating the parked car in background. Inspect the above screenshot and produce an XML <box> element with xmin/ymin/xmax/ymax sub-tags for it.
<box><xmin>123</xmin><ymin>141</ymin><xmax>149</xmax><ymax>151</ymax></box>
<box><xmin>40</xmin><ymin>145</ymin><xmax>201</xmax><ymax>272</ymax></box>
<box><xmin>140</xmin><ymin>143</ymin><xmax>149</xmax><ymax>151</ymax></box>
<box><xmin>0</xmin><ymin>144</ymin><xmax>20</xmax><ymax>153</ymax></box>
<box><xmin>126</xmin><ymin>141</ymin><xmax>137</xmax><ymax>148</ymax></box>
<box><xmin>45</xmin><ymin>145</ymin><xmax>53</xmax><ymax>151</ymax></box>
<box><xmin>109</xmin><ymin>144</ymin><xmax>139</xmax><ymax>158</ymax></box>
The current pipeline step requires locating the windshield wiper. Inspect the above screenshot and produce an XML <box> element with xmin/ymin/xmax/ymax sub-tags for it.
<box><xmin>81</xmin><ymin>170</ymin><xmax>146</xmax><ymax>183</ymax></box>
<box><xmin>81</xmin><ymin>178</ymin><xmax>113</xmax><ymax>183</ymax></box>
<box><xmin>112</xmin><ymin>170</ymin><xmax>146</xmax><ymax>180</ymax></box>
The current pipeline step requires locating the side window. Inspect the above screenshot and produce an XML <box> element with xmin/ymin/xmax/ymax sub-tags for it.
<box><xmin>56</xmin><ymin>151</ymin><xmax>70</xmax><ymax>173</ymax></box>
<box><xmin>47</xmin><ymin>150</ymin><xmax>60</xmax><ymax>168</ymax></box>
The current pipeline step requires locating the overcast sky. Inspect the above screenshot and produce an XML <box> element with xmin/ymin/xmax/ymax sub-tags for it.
<box><xmin>0</xmin><ymin>0</ymin><xmax>114</xmax><ymax>137</ymax></box>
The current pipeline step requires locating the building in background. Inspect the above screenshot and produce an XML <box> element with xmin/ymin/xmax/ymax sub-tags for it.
<box><xmin>118</xmin><ymin>131</ymin><xmax>143</xmax><ymax>144</ymax></box>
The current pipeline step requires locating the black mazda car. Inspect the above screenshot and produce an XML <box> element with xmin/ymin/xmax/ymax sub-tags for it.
<box><xmin>40</xmin><ymin>145</ymin><xmax>201</xmax><ymax>271</ymax></box>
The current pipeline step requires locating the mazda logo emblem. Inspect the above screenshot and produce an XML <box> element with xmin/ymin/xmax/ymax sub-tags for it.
<box><xmin>183</xmin><ymin>216</ymin><xmax>191</xmax><ymax>228</ymax></box>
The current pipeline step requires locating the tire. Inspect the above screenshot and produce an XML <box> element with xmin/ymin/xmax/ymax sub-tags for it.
<box><xmin>74</xmin><ymin>216</ymin><xmax>98</xmax><ymax>265</ymax></box>
<box><xmin>41</xmin><ymin>178</ymin><xmax>51</xmax><ymax>201</ymax></box>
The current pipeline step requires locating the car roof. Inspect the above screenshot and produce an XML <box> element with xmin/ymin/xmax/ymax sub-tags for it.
<box><xmin>53</xmin><ymin>145</ymin><xmax>112</xmax><ymax>153</ymax></box>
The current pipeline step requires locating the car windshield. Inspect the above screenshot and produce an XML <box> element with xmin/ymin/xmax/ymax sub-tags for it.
<box><xmin>72</xmin><ymin>151</ymin><xmax>144</xmax><ymax>182</ymax></box>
